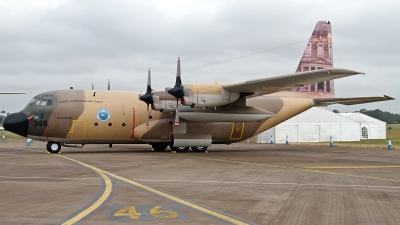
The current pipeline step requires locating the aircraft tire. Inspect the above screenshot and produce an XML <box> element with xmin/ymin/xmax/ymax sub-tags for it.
<box><xmin>174</xmin><ymin>147</ymin><xmax>189</xmax><ymax>152</ymax></box>
<box><xmin>47</xmin><ymin>141</ymin><xmax>61</xmax><ymax>154</ymax></box>
<box><xmin>151</xmin><ymin>144</ymin><xmax>168</xmax><ymax>151</ymax></box>
<box><xmin>191</xmin><ymin>146</ymin><xmax>208</xmax><ymax>152</ymax></box>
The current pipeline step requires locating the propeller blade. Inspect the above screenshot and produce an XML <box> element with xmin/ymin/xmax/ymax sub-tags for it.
<box><xmin>174</xmin><ymin>108</ymin><xmax>179</xmax><ymax>126</ymax></box>
<box><xmin>146</xmin><ymin>104</ymin><xmax>150</xmax><ymax>129</ymax></box>
<box><xmin>167</xmin><ymin>57</ymin><xmax>184</xmax><ymax>99</ymax></box>
<box><xmin>139</xmin><ymin>68</ymin><xmax>154</xmax><ymax>104</ymax></box>
<box><xmin>108</xmin><ymin>79</ymin><xmax>110</xmax><ymax>90</ymax></box>
<box><xmin>146</xmin><ymin>68</ymin><xmax>152</xmax><ymax>94</ymax></box>
<box><xmin>175</xmin><ymin>57</ymin><xmax>181</xmax><ymax>87</ymax></box>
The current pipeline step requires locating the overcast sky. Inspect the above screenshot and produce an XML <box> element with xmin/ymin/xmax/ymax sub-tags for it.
<box><xmin>1</xmin><ymin>0</ymin><xmax>399</xmax><ymax>114</ymax></box>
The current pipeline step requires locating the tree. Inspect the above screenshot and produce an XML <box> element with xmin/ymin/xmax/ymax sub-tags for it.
<box><xmin>333</xmin><ymin>109</ymin><xmax>339</xmax><ymax>113</ymax></box>
<box><xmin>359</xmin><ymin>108</ymin><xmax>400</xmax><ymax>123</ymax></box>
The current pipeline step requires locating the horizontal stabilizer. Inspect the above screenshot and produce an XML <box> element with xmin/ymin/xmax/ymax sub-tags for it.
<box><xmin>313</xmin><ymin>95</ymin><xmax>394</xmax><ymax>106</ymax></box>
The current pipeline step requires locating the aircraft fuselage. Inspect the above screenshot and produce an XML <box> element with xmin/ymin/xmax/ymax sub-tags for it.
<box><xmin>8</xmin><ymin>89</ymin><xmax>313</xmax><ymax>146</ymax></box>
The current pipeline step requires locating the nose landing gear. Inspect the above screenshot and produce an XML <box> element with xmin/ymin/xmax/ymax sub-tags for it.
<box><xmin>46</xmin><ymin>141</ymin><xmax>61</xmax><ymax>154</ymax></box>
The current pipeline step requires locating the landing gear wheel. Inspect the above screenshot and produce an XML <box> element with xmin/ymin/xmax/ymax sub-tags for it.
<box><xmin>46</xmin><ymin>141</ymin><xmax>61</xmax><ymax>154</ymax></box>
<box><xmin>169</xmin><ymin>144</ymin><xmax>189</xmax><ymax>152</ymax></box>
<box><xmin>151</xmin><ymin>144</ymin><xmax>168</xmax><ymax>151</ymax></box>
<box><xmin>191</xmin><ymin>146</ymin><xmax>208</xmax><ymax>152</ymax></box>
<box><xmin>173</xmin><ymin>146</ymin><xmax>189</xmax><ymax>152</ymax></box>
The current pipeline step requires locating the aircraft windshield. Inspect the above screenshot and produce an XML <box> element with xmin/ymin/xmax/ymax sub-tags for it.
<box><xmin>34</xmin><ymin>95</ymin><xmax>53</xmax><ymax>106</ymax></box>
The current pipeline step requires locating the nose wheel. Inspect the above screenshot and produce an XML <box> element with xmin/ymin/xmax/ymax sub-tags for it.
<box><xmin>46</xmin><ymin>141</ymin><xmax>61</xmax><ymax>154</ymax></box>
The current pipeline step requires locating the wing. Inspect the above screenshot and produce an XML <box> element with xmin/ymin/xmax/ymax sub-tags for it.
<box><xmin>0</xmin><ymin>92</ymin><xmax>27</xmax><ymax>94</ymax></box>
<box><xmin>313</xmin><ymin>95</ymin><xmax>394</xmax><ymax>106</ymax></box>
<box><xmin>222</xmin><ymin>68</ymin><xmax>363</xmax><ymax>95</ymax></box>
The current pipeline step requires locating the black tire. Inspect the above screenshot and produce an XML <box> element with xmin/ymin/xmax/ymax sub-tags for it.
<box><xmin>151</xmin><ymin>143</ymin><xmax>168</xmax><ymax>151</ymax></box>
<box><xmin>169</xmin><ymin>144</ymin><xmax>189</xmax><ymax>152</ymax></box>
<box><xmin>173</xmin><ymin>146</ymin><xmax>189</xmax><ymax>152</ymax></box>
<box><xmin>46</xmin><ymin>141</ymin><xmax>61</xmax><ymax>154</ymax></box>
<box><xmin>191</xmin><ymin>146</ymin><xmax>208</xmax><ymax>152</ymax></box>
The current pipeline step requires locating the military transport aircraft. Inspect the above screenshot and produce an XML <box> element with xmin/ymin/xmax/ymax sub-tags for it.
<box><xmin>3</xmin><ymin>21</ymin><xmax>394</xmax><ymax>153</ymax></box>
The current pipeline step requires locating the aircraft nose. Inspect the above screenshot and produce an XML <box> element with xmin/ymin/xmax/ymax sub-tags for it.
<box><xmin>3</xmin><ymin>111</ymin><xmax>29</xmax><ymax>137</ymax></box>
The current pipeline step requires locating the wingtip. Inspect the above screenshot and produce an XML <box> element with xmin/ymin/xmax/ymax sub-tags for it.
<box><xmin>384</xmin><ymin>95</ymin><xmax>395</xmax><ymax>100</ymax></box>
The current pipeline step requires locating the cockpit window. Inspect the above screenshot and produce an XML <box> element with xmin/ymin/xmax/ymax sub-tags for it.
<box><xmin>29</xmin><ymin>98</ymin><xmax>37</xmax><ymax>105</ymax></box>
<box><xmin>46</xmin><ymin>95</ymin><xmax>53</xmax><ymax>105</ymax></box>
<box><xmin>34</xmin><ymin>110</ymin><xmax>45</xmax><ymax>119</ymax></box>
<box><xmin>34</xmin><ymin>95</ymin><xmax>53</xmax><ymax>106</ymax></box>
<box><xmin>41</xmin><ymin>95</ymin><xmax>49</xmax><ymax>105</ymax></box>
<box><xmin>36</xmin><ymin>96</ymin><xmax>42</xmax><ymax>105</ymax></box>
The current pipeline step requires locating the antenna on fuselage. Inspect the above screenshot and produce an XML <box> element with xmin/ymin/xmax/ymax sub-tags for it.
<box><xmin>92</xmin><ymin>82</ymin><xmax>94</xmax><ymax>90</ymax></box>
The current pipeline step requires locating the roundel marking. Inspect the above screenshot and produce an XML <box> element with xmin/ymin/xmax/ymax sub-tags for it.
<box><xmin>97</xmin><ymin>108</ymin><xmax>111</xmax><ymax>122</ymax></box>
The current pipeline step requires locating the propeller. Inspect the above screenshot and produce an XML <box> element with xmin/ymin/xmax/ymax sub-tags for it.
<box><xmin>167</xmin><ymin>57</ymin><xmax>184</xmax><ymax>126</ymax></box>
<box><xmin>139</xmin><ymin>68</ymin><xmax>155</xmax><ymax>128</ymax></box>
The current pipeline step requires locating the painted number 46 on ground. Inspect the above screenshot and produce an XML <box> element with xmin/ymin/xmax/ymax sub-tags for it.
<box><xmin>106</xmin><ymin>204</ymin><xmax>187</xmax><ymax>221</ymax></box>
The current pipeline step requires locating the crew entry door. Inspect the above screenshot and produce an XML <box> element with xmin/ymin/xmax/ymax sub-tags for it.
<box><xmin>230</xmin><ymin>122</ymin><xmax>244</xmax><ymax>139</ymax></box>
<box><xmin>71</xmin><ymin>120</ymin><xmax>86</xmax><ymax>139</ymax></box>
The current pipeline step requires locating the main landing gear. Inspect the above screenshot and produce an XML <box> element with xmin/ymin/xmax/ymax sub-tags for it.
<box><xmin>151</xmin><ymin>143</ymin><xmax>169</xmax><ymax>152</ymax></box>
<box><xmin>191</xmin><ymin>146</ymin><xmax>208</xmax><ymax>152</ymax></box>
<box><xmin>46</xmin><ymin>141</ymin><xmax>61</xmax><ymax>154</ymax></box>
<box><xmin>151</xmin><ymin>144</ymin><xmax>207</xmax><ymax>152</ymax></box>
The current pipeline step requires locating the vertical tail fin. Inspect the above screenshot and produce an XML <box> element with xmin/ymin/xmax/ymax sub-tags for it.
<box><xmin>292</xmin><ymin>21</ymin><xmax>334</xmax><ymax>97</ymax></box>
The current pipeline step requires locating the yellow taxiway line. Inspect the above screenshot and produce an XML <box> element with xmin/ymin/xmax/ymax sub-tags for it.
<box><xmin>57</xmin><ymin>154</ymin><xmax>248</xmax><ymax>225</ymax></box>
<box><xmin>102</xmin><ymin>171</ymin><xmax>248</xmax><ymax>225</ymax></box>
<box><xmin>57</xmin><ymin>155</ymin><xmax>113</xmax><ymax>225</ymax></box>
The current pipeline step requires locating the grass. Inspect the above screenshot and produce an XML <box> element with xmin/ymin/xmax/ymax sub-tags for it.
<box><xmin>0</xmin><ymin>130</ymin><xmax>26</xmax><ymax>140</ymax></box>
<box><xmin>0</xmin><ymin>124</ymin><xmax>26</xmax><ymax>140</ymax></box>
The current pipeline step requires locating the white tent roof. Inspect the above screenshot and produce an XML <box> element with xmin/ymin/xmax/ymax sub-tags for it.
<box><xmin>283</xmin><ymin>107</ymin><xmax>359</xmax><ymax>124</ymax></box>
<box><xmin>339</xmin><ymin>113</ymin><xmax>386</xmax><ymax>124</ymax></box>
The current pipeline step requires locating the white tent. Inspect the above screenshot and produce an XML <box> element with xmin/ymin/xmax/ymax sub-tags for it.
<box><xmin>257</xmin><ymin>107</ymin><xmax>361</xmax><ymax>143</ymax></box>
<box><xmin>340</xmin><ymin>113</ymin><xmax>386</xmax><ymax>139</ymax></box>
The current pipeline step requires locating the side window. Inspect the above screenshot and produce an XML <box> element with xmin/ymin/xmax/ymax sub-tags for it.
<box><xmin>361</xmin><ymin>127</ymin><xmax>368</xmax><ymax>139</ymax></box>
<box><xmin>34</xmin><ymin>110</ymin><xmax>45</xmax><ymax>119</ymax></box>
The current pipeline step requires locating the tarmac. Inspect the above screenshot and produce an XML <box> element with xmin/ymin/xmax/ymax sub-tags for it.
<box><xmin>1</xmin><ymin>140</ymin><xmax>400</xmax><ymax>225</ymax></box>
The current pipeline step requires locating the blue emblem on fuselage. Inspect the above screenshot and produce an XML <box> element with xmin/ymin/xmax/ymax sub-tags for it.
<box><xmin>97</xmin><ymin>108</ymin><xmax>110</xmax><ymax>122</ymax></box>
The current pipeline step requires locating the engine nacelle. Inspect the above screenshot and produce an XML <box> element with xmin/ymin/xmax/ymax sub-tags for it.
<box><xmin>151</xmin><ymin>83</ymin><xmax>240</xmax><ymax>112</ymax></box>
<box><xmin>152</xmin><ymin>99</ymin><xmax>178</xmax><ymax>113</ymax></box>
<box><xmin>181</xmin><ymin>83</ymin><xmax>240</xmax><ymax>108</ymax></box>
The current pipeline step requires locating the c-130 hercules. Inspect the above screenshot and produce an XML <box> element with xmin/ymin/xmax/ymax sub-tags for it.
<box><xmin>3</xmin><ymin>21</ymin><xmax>393</xmax><ymax>153</ymax></box>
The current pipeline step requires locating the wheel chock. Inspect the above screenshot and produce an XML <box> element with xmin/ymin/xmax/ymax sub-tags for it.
<box><xmin>58</xmin><ymin>152</ymin><xmax>61</xmax><ymax>154</ymax></box>
<box><xmin>47</xmin><ymin>151</ymin><xmax>51</xmax><ymax>154</ymax></box>
<box><xmin>171</xmin><ymin>151</ymin><xmax>176</xmax><ymax>154</ymax></box>
<box><xmin>205</xmin><ymin>150</ymin><xmax>208</xmax><ymax>154</ymax></box>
